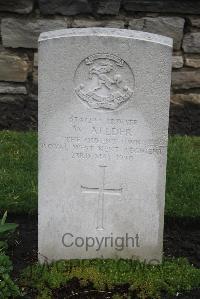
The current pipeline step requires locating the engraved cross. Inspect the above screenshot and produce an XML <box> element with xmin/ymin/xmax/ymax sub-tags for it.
<box><xmin>81</xmin><ymin>165</ymin><xmax>122</xmax><ymax>231</ymax></box>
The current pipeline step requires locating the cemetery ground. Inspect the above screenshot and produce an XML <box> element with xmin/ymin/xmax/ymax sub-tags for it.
<box><xmin>0</xmin><ymin>131</ymin><xmax>200</xmax><ymax>298</ymax></box>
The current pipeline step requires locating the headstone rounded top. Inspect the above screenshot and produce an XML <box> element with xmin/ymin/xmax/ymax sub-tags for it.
<box><xmin>39</xmin><ymin>27</ymin><xmax>173</xmax><ymax>47</ymax></box>
<box><xmin>38</xmin><ymin>22</ymin><xmax>172</xmax><ymax>263</ymax></box>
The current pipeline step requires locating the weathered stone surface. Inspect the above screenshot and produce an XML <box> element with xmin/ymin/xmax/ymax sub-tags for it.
<box><xmin>0</xmin><ymin>0</ymin><xmax>33</xmax><ymax>14</ymax></box>
<box><xmin>33</xmin><ymin>68</ymin><xmax>38</xmax><ymax>94</ymax></box>
<box><xmin>38</xmin><ymin>28</ymin><xmax>172</xmax><ymax>262</ymax></box>
<box><xmin>39</xmin><ymin>0</ymin><xmax>92</xmax><ymax>15</ymax></box>
<box><xmin>29</xmin><ymin>94</ymin><xmax>38</xmax><ymax>102</ymax></box>
<box><xmin>171</xmin><ymin>93</ymin><xmax>200</xmax><ymax>105</ymax></box>
<box><xmin>123</xmin><ymin>0</ymin><xmax>200</xmax><ymax>14</ymax></box>
<box><xmin>34</xmin><ymin>53</ymin><xmax>38</xmax><ymax>67</ymax></box>
<box><xmin>144</xmin><ymin>17</ymin><xmax>184</xmax><ymax>50</ymax></box>
<box><xmin>94</xmin><ymin>0</ymin><xmax>121</xmax><ymax>15</ymax></box>
<box><xmin>172</xmin><ymin>71</ymin><xmax>200</xmax><ymax>89</ymax></box>
<box><xmin>0</xmin><ymin>82</ymin><xmax>27</xmax><ymax>94</ymax></box>
<box><xmin>185</xmin><ymin>55</ymin><xmax>200</xmax><ymax>68</ymax></box>
<box><xmin>128</xmin><ymin>19</ymin><xmax>144</xmax><ymax>31</ymax></box>
<box><xmin>2</xmin><ymin>18</ymin><xmax>69</xmax><ymax>49</ymax></box>
<box><xmin>0</xmin><ymin>95</ymin><xmax>17</xmax><ymax>103</ymax></box>
<box><xmin>39</xmin><ymin>0</ymin><xmax>121</xmax><ymax>15</ymax></box>
<box><xmin>172</xmin><ymin>55</ymin><xmax>183</xmax><ymax>69</ymax></box>
<box><xmin>129</xmin><ymin>17</ymin><xmax>184</xmax><ymax>50</ymax></box>
<box><xmin>183</xmin><ymin>33</ymin><xmax>200</xmax><ymax>53</ymax></box>
<box><xmin>73</xmin><ymin>18</ymin><xmax>124</xmax><ymax>28</ymax></box>
<box><xmin>188</xmin><ymin>17</ymin><xmax>200</xmax><ymax>28</ymax></box>
<box><xmin>0</xmin><ymin>51</ymin><xmax>29</xmax><ymax>82</ymax></box>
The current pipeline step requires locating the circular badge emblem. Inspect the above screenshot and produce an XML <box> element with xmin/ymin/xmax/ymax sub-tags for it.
<box><xmin>74</xmin><ymin>53</ymin><xmax>134</xmax><ymax>110</ymax></box>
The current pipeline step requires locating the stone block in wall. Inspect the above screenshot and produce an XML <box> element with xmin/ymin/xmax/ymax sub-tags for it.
<box><xmin>172</xmin><ymin>71</ymin><xmax>200</xmax><ymax>89</ymax></box>
<box><xmin>0</xmin><ymin>95</ymin><xmax>19</xmax><ymax>103</ymax></box>
<box><xmin>92</xmin><ymin>0</ymin><xmax>121</xmax><ymax>15</ymax></box>
<box><xmin>34</xmin><ymin>53</ymin><xmax>38</xmax><ymax>67</ymax></box>
<box><xmin>185</xmin><ymin>55</ymin><xmax>200</xmax><ymax>68</ymax></box>
<box><xmin>0</xmin><ymin>51</ymin><xmax>29</xmax><ymax>82</ymax></box>
<box><xmin>39</xmin><ymin>0</ymin><xmax>92</xmax><ymax>15</ymax></box>
<box><xmin>38</xmin><ymin>0</ymin><xmax>121</xmax><ymax>16</ymax></box>
<box><xmin>128</xmin><ymin>19</ymin><xmax>144</xmax><ymax>31</ymax></box>
<box><xmin>73</xmin><ymin>18</ymin><xmax>124</xmax><ymax>28</ymax></box>
<box><xmin>183</xmin><ymin>33</ymin><xmax>200</xmax><ymax>54</ymax></box>
<box><xmin>1</xmin><ymin>18</ymin><xmax>69</xmax><ymax>49</ymax></box>
<box><xmin>144</xmin><ymin>17</ymin><xmax>184</xmax><ymax>50</ymax></box>
<box><xmin>0</xmin><ymin>0</ymin><xmax>33</xmax><ymax>14</ymax></box>
<box><xmin>32</xmin><ymin>68</ymin><xmax>38</xmax><ymax>94</ymax></box>
<box><xmin>171</xmin><ymin>94</ymin><xmax>200</xmax><ymax>105</ymax></box>
<box><xmin>129</xmin><ymin>17</ymin><xmax>184</xmax><ymax>50</ymax></box>
<box><xmin>188</xmin><ymin>17</ymin><xmax>200</xmax><ymax>28</ymax></box>
<box><xmin>172</xmin><ymin>55</ymin><xmax>183</xmax><ymax>69</ymax></box>
<box><xmin>0</xmin><ymin>82</ymin><xmax>27</xmax><ymax>94</ymax></box>
<box><xmin>123</xmin><ymin>0</ymin><xmax>200</xmax><ymax>14</ymax></box>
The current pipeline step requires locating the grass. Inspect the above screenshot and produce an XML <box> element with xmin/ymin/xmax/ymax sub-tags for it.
<box><xmin>0</xmin><ymin>131</ymin><xmax>199</xmax><ymax>217</ymax></box>
<box><xmin>20</xmin><ymin>258</ymin><xmax>200</xmax><ymax>299</ymax></box>
<box><xmin>166</xmin><ymin>136</ymin><xmax>200</xmax><ymax>217</ymax></box>
<box><xmin>0</xmin><ymin>131</ymin><xmax>37</xmax><ymax>214</ymax></box>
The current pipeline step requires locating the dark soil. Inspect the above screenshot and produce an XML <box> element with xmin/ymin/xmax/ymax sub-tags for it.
<box><xmin>0</xmin><ymin>97</ymin><xmax>37</xmax><ymax>131</ymax></box>
<box><xmin>0</xmin><ymin>101</ymin><xmax>200</xmax><ymax>136</ymax></box>
<box><xmin>169</xmin><ymin>103</ymin><xmax>200</xmax><ymax>136</ymax></box>
<box><xmin>164</xmin><ymin>217</ymin><xmax>200</xmax><ymax>268</ymax></box>
<box><xmin>52</xmin><ymin>287</ymin><xmax>200</xmax><ymax>299</ymax></box>
<box><xmin>7</xmin><ymin>214</ymin><xmax>200</xmax><ymax>299</ymax></box>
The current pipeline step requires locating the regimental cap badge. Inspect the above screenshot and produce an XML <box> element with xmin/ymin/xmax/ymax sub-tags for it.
<box><xmin>74</xmin><ymin>53</ymin><xmax>135</xmax><ymax>110</ymax></box>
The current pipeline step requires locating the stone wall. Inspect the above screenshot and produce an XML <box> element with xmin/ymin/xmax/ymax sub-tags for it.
<box><xmin>0</xmin><ymin>0</ymin><xmax>199</xmax><ymax>135</ymax></box>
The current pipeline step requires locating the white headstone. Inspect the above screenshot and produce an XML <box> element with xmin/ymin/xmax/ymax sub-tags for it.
<box><xmin>38</xmin><ymin>28</ymin><xmax>172</xmax><ymax>263</ymax></box>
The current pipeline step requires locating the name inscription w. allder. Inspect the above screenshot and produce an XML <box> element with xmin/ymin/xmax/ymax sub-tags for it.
<box><xmin>40</xmin><ymin>114</ymin><xmax>166</xmax><ymax>161</ymax></box>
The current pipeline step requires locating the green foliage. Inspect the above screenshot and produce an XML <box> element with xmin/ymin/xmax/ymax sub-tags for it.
<box><xmin>0</xmin><ymin>211</ymin><xmax>18</xmax><ymax>252</ymax></box>
<box><xmin>0</xmin><ymin>253</ymin><xmax>21</xmax><ymax>298</ymax></box>
<box><xmin>0</xmin><ymin>130</ymin><xmax>37</xmax><ymax>214</ymax></box>
<box><xmin>20</xmin><ymin>258</ymin><xmax>200</xmax><ymax>299</ymax></box>
<box><xmin>166</xmin><ymin>136</ymin><xmax>200</xmax><ymax>217</ymax></box>
<box><xmin>112</xmin><ymin>295</ymin><xmax>124</xmax><ymax>299</ymax></box>
<box><xmin>0</xmin><ymin>212</ymin><xmax>20</xmax><ymax>298</ymax></box>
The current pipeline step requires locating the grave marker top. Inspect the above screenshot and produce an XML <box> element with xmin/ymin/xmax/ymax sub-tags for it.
<box><xmin>39</xmin><ymin>28</ymin><xmax>172</xmax><ymax>46</ymax></box>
